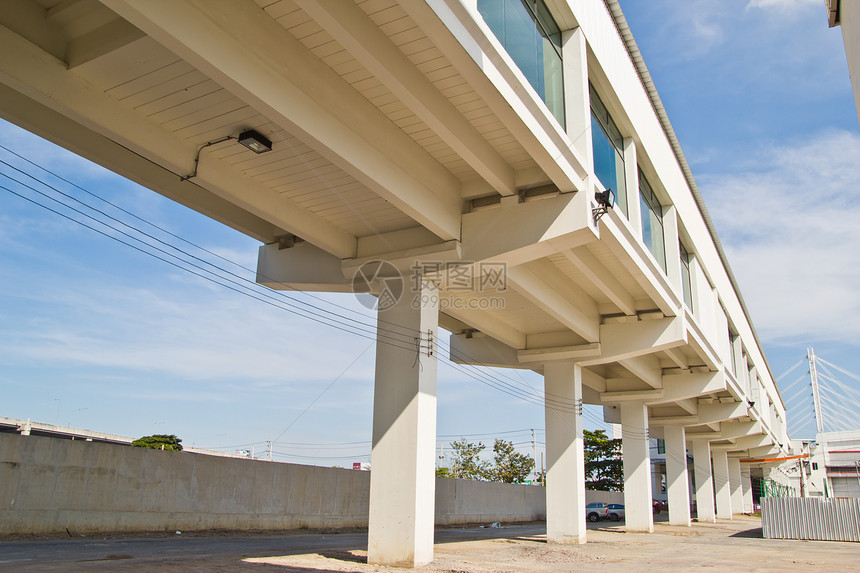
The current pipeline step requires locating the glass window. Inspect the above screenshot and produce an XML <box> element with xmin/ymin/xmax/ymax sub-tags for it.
<box><xmin>638</xmin><ymin>170</ymin><xmax>665</xmax><ymax>272</ymax></box>
<box><xmin>478</xmin><ymin>0</ymin><xmax>564</xmax><ymax>126</ymax></box>
<box><xmin>589</xmin><ymin>84</ymin><xmax>627</xmax><ymax>216</ymax></box>
<box><xmin>657</xmin><ymin>439</ymin><xmax>665</xmax><ymax>455</ymax></box>
<box><xmin>728</xmin><ymin>329</ymin><xmax>738</xmax><ymax>376</ymax></box>
<box><xmin>679</xmin><ymin>240</ymin><xmax>693</xmax><ymax>309</ymax></box>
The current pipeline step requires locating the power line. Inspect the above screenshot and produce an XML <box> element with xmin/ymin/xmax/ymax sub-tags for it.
<box><xmin>1</xmin><ymin>144</ymin><xmax>574</xmax><ymax>406</ymax></box>
<box><xmin>0</xmin><ymin>148</ymin><xmax>595</xmax><ymax>419</ymax></box>
<box><xmin>0</xmin><ymin>145</ymin><xmax>583</xmax><ymax>408</ymax></box>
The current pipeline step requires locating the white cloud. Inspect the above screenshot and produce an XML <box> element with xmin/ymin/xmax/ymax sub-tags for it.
<box><xmin>746</xmin><ymin>0</ymin><xmax>822</xmax><ymax>14</ymax></box>
<box><xmin>1</xmin><ymin>269</ymin><xmax>379</xmax><ymax>385</ymax></box>
<box><xmin>701</xmin><ymin>129</ymin><xmax>860</xmax><ymax>345</ymax></box>
<box><xmin>662</xmin><ymin>0</ymin><xmax>730</xmax><ymax>59</ymax></box>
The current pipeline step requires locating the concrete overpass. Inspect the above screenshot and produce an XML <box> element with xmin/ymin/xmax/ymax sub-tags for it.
<box><xmin>0</xmin><ymin>0</ymin><xmax>792</xmax><ymax>566</ymax></box>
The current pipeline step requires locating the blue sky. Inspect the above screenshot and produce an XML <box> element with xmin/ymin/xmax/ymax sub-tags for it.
<box><xmin>1</xmin><ymin>0</ymin><xmax>858</xmax><ymax>465</ymax></box>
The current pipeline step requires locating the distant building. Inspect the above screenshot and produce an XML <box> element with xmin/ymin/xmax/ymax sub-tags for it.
<box><xmin>0</xmin><ymin>416</ymin><xmax>244</xmax><ymax>459</ymax></box>
<box><xmin>803</xmin><ymin>430</ymin><xmax>860</xmax><ymax>498</ymax></box>
<box><xmin>828</xmin><ymin>0</ymin><xmax>860</xmax><ymax>126</ymax></box>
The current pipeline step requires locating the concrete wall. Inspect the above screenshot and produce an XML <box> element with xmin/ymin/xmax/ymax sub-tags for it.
<box><xmin>0</xmin><ymin>434</ymin><xmax>623</xmax><ymax>534</ymax></box>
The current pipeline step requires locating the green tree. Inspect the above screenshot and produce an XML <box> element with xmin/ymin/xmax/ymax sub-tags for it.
<box><xmin>131</xmin><ymin>434</ymin><xmax>183</xmax><ymax>451</ymax></box>
<box><xmin>489</xmin><ymin>439</ymin><xmax>534</xmax><ymax>483</ymax></box>
<box><xmin>449</xmin><ymin>439</ymin><xmax>489</xmax><ymax>480</ymax></box>
<box><xmin>435</xmin><ymin>466</ymin><xmax>453</xmax><ymax>478</ymax></box>
<box><xmin>584</xmin><ymin>429</ymin><xmax>622</xmax><ymax>491</ymax></box>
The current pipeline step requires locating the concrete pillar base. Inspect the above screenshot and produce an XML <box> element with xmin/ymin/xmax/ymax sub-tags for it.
<box><xmin>692</xmin><ymin>440</ymin><xmax>716</xmax><ymax>523</ymax></box>
<box><xmin>367</xmin><ymin>281</ymin><xmax>438</xmax><ymax>567</ymax></box>
<box><xmin>621</xmin><ymin>401</ymin><xmax>653</xmax><ymax>533</ymax></box>
<box><xmin>665</xmin><ymin>425</ymin><xmax>691</xmax><ymax>526</ymax></box>
<box><xmin>713</xmin><ymin>449</ymin><xmax>732</xmax><ymax>519</ymax></box>
<box><xmin>728</xmin><ymin>457</ymin><xmax>743</xmax><ymax>516</ymax></box>
<box><xmin>544</xmin><ymin>361</ymin><xmax>586</xmax><ymax>545</ymax></box>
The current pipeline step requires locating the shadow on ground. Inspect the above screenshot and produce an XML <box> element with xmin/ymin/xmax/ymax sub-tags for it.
<box><xmin>730</xmin><ymin>527</ymin><xmax>764</xmax><ymax>538</ymax></box>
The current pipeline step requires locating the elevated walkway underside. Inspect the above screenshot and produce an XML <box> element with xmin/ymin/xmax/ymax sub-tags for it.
<box><xmin>0</xmin><ymin>0</ymin><xmax>783</xmax><ymax>565</ymax></box>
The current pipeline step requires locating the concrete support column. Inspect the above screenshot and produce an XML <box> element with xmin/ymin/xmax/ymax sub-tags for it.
<box><xmin>741</xmin><ymin>465</ymin><xmax>753</xmax><ymax>513</ymax></box>
<box><xmin>623</xmin><ymin>138</ymin><xmax>641</xmax><ymax>233</ymax></box>
<box><xmin>367</xmin><ymin>281</ymin><xmax>439</xmax><ymax>567</ymax></box>
<box><xmin>728</xmin><ymin>457</ymin><xmax>743</xmax><ymax>515</ymax></box>
<box><xmin>712</xmin><ymin>449</ymin><xmax>732</xmax><ymax>519</ymax></box>
<box><xmin>544</xmin><ymin>361</ymin><xmax>586</xmax><ymax>544</ymax></box>
<box><xmin>692</xmin><ymin>440</ymin><xmax>715</xmax><ymax>523</ymax></box>
<box><xmin>664</xmin><ymin>426</ymin><xmax>690</xmax><ymax>526</ymax></box>
<box><xmin>663</xmin><ymin>205</ymin><xmax>682</xmax><ymax>292</ymax></box>
<box><xmin>621</xmin><ymin>401</ymin><xmax>653</xmax><ymax>532</ymax></box>
<box><xmin>561</xmin><ymin>27</ymin><xmax>591</xmax><ymax>163</ymax></box>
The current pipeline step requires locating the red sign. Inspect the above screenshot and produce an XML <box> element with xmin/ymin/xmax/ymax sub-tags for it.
<box><xmin>353</xmin><ymin>462</ymin><xmax>362</xmax><ymax>470</ymax></box>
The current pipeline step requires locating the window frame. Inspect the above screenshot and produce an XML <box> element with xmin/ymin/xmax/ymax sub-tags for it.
<box><xmin>679</xmin><ymin>239</ymin><xmax>693</xmax><ymax>310</ymax></box>
<box><xmin>637</xmin><ymin>168</ymin><xmax>666</xmax><ymax>272</ymax></box>
<box><xmin>477</xmin><ymin>0</ymin><xmax>565</xmax><ymax>126</ymax></box>
<box><xmin>589</xmin><ymin>83</ymin><xmax>628</xmax><ymax>216</ymax></box>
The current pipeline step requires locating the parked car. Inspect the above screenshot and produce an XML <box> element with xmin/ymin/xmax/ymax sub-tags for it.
<box><xmin>653</xmin><ymin>499</ymin><xmax>668</xmax><ymax>514</ymax></box>
<box><xmin>586</xmin><ymin>502</ymin><xmax>609</xmax><ymax>522</ymax></box>
<box><xmin>607</xmin><ymin>503</ymin><xmax>625</xmax><ymax>521</ymax></box>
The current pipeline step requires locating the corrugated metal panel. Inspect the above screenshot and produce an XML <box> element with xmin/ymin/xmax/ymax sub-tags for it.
<box><xmin>762</xmin><ymin>497</ymin><xmax>860</xmax><ymax>542</ymax></box>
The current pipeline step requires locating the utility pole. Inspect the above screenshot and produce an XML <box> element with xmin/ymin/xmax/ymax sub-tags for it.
<box><xmin>798</xmin><ymin>459</ymin><xmax>806</xmax><ymax>497</ymax></box>
<box><xmin>808</xmin><ymin>346</ymin><xmax>824</xmax><ymax>434</ymax></box>
<box><xmin>531</xmin><ymin>428</ymin><xmax>537</xmax><ymax>480</ymax></box>
<box><xmin>267</xmin><ymin>440</ymin><xmax>273</xmax><ymax>461</ymax></box>
<box><xmin>541</xmin><ymin>452</ymin><xmax>545</xmax><ymax>486</ymax></box>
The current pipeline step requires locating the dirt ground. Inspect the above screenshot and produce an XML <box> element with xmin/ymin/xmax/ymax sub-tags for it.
<box><xmin>3</xmin><ymin>516</ymin><xmax>860</xmax><ymax>572</ymax></box>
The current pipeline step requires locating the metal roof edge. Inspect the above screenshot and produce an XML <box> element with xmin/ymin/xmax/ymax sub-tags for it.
<box><xmin>602</xmin><ymin>0</ymin><xmax>780</xmax><ymax>395</ymax></box>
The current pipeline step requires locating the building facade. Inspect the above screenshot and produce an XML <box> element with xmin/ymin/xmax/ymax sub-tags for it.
<box><xmin>0</xmin><ymin>0</ymin><xmax>793</xmax><ymax>566</ymax></box>
<box><xmin>828</xmin><ymin>0</ymin><xmax>860</xmax><ymax>127</ymax></box>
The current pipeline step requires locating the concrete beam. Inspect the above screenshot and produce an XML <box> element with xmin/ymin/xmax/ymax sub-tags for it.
<box><xmin>563</xmin><ymin>247</ymin><xmax>635</xmax><ymax>315</ymax></box>
<box><xmin>745</xmin><ymin>445</ymin><xmax>779</xmax><ymax>458</ymax></box>
<box><xmin>619</xmin><ymin>355</ymin><xmax>662</xmax><ymax>389</ymax></box>
<box><xmin>721</xmin><ymin>434</ymin><xmax>772</xmax><ymax>452</ymax></box>
<box><xmin>697</xmin><ymin>401</ymin><xmax>748</xmax><ymax>426</ymax></box>
<box><xmin>676</xmin><ymin>398</ymin><xmax>698</xmax><ymax>415</ymax></box>
<box><xmin>461</xmin><ymin>193</ymin><xmax>596</xmax><ymax>266</ymax></box>
<box><xmin>0</xmin><ymin>25</ymin><xmax>356</xmax><ymax>257</ymax></box>
<box><xmin>715</xmin><ymin>421</ymin><xmax>761</xmax><ymax>441</ymax></box>
<box><xmin>446</xmin><ymin>308</ymin><xmax>526</xmax><ymax>352</ymax></box>
<box><xmin>0</xmin><ymin>81</ymin><xmax>285</xmax><ymax>245</ymax></box>
<box><xmin>600</xmin><ymin>211</ymin><xmax>681</xmax><ymax>317</ymax></box>
<box><xmin>647</xmin><ymin>371</ymin><xmax>725</xmax><ymax>405</ymax></box>
<box><xmin>579</xmin><ymin>316</ymin><xmax>686</xmax><ymax>367</ymax></box>
<box><xmin>601</xmin><ymin>389</ymin><xmax>663</xmax><ymax>403</ymax></box>
<box><xmin>257</xmin><ymin>242</ymin><xmax>352</xmax><ymax>292</ymax></box>
<box><xmin>104</xmin><ymin>0</ymin><xmax>462</xmax><ymax>242</ymax></box>
<box><xmin>398</xmin><ymin>0</ymin><xmax>587</xmax><ymax>191</ymax></box>
<box><xmin>66</xmin><ymin>18</ymin><xmax>145</xmax><ymax>69</ymax></box>
<box><xmin>297</xmin><ymin>0</ymin><xmax>516</xmax><ymax>197</ymax></box>
<box><xmin>664</xmin><ymin>347</ymin><xmax>689</xmax><ymax>370</ymax></box>
<box><xmin>507</xmin><ymin>262</ymin><xmax>599</xmax><ymax>342</ymax></box>
<box><xmin>518</xmin><ymin>343</ymin><xmax>601</xmax><ymax>364</ymax></box>
<box><xmin>449</xmin><ymin>332</ymin><xmax>522</xmax><ymax>369</ymax></box>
